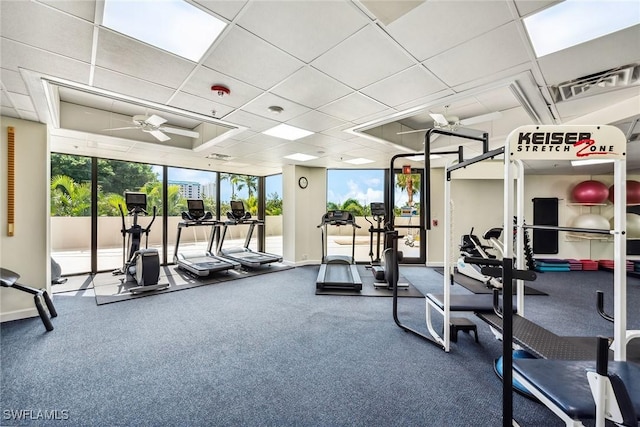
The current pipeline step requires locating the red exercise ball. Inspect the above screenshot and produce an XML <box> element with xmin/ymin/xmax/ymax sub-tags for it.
<box><xmin>570</xmin><ymin>180</ymin><xmax>609</xmax><ymax>205</ymax></box>
<box><xmin>607</xmin><ymin>180</ymin><xmax>640</xmax><ymax>204</ymax></box>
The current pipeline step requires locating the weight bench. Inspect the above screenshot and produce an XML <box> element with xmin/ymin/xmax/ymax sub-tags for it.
<box><xmin>1</xmin><ymin>267</ymin><xmax>58</xmax><ymax>332</ymax></box>
<box><xmin>512</xmin><ymin>338</ymin><xmax>640</xmax><ymax>426</ymax></box>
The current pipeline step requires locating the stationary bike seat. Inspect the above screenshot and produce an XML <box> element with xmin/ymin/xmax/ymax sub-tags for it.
<box><xmin>0</xmin><ymin>267</ymin><xmax>20</xmax><ymax>287</ymax></box>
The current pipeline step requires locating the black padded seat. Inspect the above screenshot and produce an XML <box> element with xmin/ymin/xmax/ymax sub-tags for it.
<box><xmin>513</xmin><ymin>359</ymin><xmax>640</xmax><ymax>421</ymax></box>
<box><xmin>426</xmin><ymin>293</ymin><xmax>515</xmax><ymax>313</ymax></box>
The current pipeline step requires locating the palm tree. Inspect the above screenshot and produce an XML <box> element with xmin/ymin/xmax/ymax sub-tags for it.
<box><xmin>236</xmin><ymin>175</ymin><xmax>258</xmax><ymax>198</ymax></box>
<box><xmin>50</xmin><ymin>175</ymin><xmax>91</xmax><ymax>216</ymax></box>
<box><xmin>220</xmin><ymin>173</ymin><xmax>242</xmax><ymax>200</ymax></box>
<box><xmin>98</xmin><ymin>192</ymin><xmax>125</xmax><ymax>216</ymax></box>
<box><xmin>396</xmin><ymin>173</ymin><xmax>421</xmax><ymax>207</ymax></box>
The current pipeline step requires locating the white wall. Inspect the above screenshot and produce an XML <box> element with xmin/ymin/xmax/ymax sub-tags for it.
<box><xmin>426</xmin><ymin>160</ymin><xmax>639</xmax><ymax>265</ymax></box>
<box><xmin>1</xmin><ymin>117</ymin><xmax>50</xmax><ymax>323</ymax></box>
<box><xmin>282</xmin><ymin>165</ymin><xmax>326</xmax><ymax>265</ymax></box>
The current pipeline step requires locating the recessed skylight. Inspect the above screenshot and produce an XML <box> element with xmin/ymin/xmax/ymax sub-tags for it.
<box><xmin>344</xmin><ymin>158</ymin><xmax>374</xmax><ymax>165</ymax></box>
<box><xmin>263</xmin><ymin>124</ymin><xmax>314</xmax><ymax>141</ymax></box>
<box><xmin>524</xmin><ymin>0</ymin><xmax>640</xmax><ymax>58</ymax></box>
<box><xmin>102</xmin><ymin>0</ymin><xmax>226</xmax><ymax>62</ymax></box>
<box><xmin>284</xmin><ymin>153</ymin><xmax>318</xmax><ymax>162</ymax></box>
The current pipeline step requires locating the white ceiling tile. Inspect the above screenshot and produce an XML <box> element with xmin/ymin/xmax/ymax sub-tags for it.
<box><xmin>169</xmin><ymin>91</ymin><xmax>235</xmax><ymax>118</ymax></box>
<box><xmin>240</xmin><ymin>92</ymin><xmax>310</xmax><ymax>122</ymax></box>
<box><xmin>424</xmin><ymin>23</ymin><xmax>530</xmax><ymax>87</ymax></box>
<box><xmin>513</xmin><ymin>0</ymin><xmax>560</xmax><ymax>17</ymax></box>
<box><xmin>0</xmin><ymin>38</ymin><xmax>91</xmax><ymax>84</ymax></box>
<box><xmin>360</xmin><ymin>66</ymin><xmax>447</xmax><ymax>107</ymax></box>
<box><xmin>473</xmin><ymin>86</ymin><xmax>522</xmax><ymax>112</ymax></box>
<box><xmin>320</xmin><ymin>123</ymin><xmax>359</xmax><ymax>140</ymax></box>
<box><xmin>393</xmin><ymin>88</ymin><xmax>456</xmax><ymax>112</ymax></box>
<box><xmin>312</xmin><ymin>25</ymin><xmax>414</xmax><ymax>90</ymax></box>
<box><xmin>352</xmin><ymin>107</ymin><xmax>399</xmax><ymax>125</ymax></box>
<box><xmin>7</xmin><ymin>92</ymin><xmax>34</xmax><ymax>111</ymax></box>
<box><xmin>537</xmin><ymin>25</ymin><xmax>640</xmax><ymax>85</ymax></box>
<box><xmin>271</xmin><ymin>67</ymin><xmax>353</xmax><ymax>109</ymax></box>
<box><xmin>202</xmin><ymin>26</ymin><xmax>303</xmax><ymax>90</ymax></box>
<box><xmin>181</xmin><ymin>66</ymin><xmax>262</xmax><ymax>108</ymax></box>
<box><xmin>1</xmin><ymin>68</ymin><xmax>28</xmax><ymax>94</ymax></box>
<box><xmin>1</xmin><ymin>1</ymin><xmax>94</xmax><ymax>62</ymax></box>
<box><xmin>223</xmin><ymin>109</ymin><xmax>279</xmax><ymax>133</ymax></box>
<box><xmin>96</xmin><ymin>28</ymin><xmax>196</xmax><ymax>88</ymax></box>
<box><xmin>92</xmin><ymin>68</ymin><xmax>176</xmax><ymax>104</ymax></box>
<box><xmin>192</xmin><ymin>0</ymin><xmax>248</xmax><ymax>22</ymax></box>
<box><xmin>287</xmin><ymin>110</ymin><xmax>346</xmax><ymax>133</ymax></box>
<box><xmin>237</xmin><ymin>1</ymin><xmax>367</xmax><ymax>62</ymax></box>
<box><xmin>318</xmin><ymin>92</ymin><xmax>388</xmax><ymax>122</ymax></box>
<box><xmin>386</xmin><ymin>0</ymin><xmax>512</xmax><ymax>61</ymax></box>
<box><xmin>40</xmin><ymin>0</ymin><xmax>97</xmax><ymax>21</ymax></box>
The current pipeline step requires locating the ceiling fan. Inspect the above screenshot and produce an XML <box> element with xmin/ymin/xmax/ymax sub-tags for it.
<box><xmin>105</xmin><ymin>114</ymin><xmax>200</xmax><ymax>142</ymax></box>
<box><xmin>397</xmin><ymin>108</ymin><xmax>502</xmax><ymax>136</ymax></box>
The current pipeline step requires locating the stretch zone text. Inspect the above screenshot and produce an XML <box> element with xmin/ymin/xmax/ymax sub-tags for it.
<box><xmin>516</xmin><ymin>132</ymin><xmax>615</xmax><ymax>154</ymax></box>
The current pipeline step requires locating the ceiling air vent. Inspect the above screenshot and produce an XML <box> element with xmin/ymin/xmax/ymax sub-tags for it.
<box><xmin>549</xmin><ymin>63</ymin><xmax>640</xmax><ymax>103</ymax></box>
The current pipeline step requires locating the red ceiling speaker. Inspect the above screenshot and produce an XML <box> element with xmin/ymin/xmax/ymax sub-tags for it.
<box><xmin>211</xmin><ymin>85</ymin><xmax>230</xmax><ymax>97</ymax></box>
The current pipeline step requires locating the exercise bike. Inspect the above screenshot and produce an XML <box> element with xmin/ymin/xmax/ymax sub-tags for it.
<box><xmin>456</xmin><ymin>227</ymin><xmax>503</xmax><ymax>289</ymax></box>
<box><xmin>113</xmin><ymin>192</ymin><xmax>169</xmax><ymax>294</ymax></box>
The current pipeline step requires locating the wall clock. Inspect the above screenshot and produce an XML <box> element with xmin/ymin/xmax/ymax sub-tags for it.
<box><xmin>298</xmin><ymin>176</ymin><xmax>308</xmax><ymax>189</ymax></box>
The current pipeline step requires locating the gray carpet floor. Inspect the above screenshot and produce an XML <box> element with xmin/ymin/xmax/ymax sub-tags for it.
<box><xmin>2</xmin><ymin>265</ymin><xmax>638</xmax><ymax>426</ymax></box>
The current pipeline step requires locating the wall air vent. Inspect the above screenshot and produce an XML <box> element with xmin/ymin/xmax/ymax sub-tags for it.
<box><xmin>549</xmin><ymin>63</ymin><xmax>640</xmax><ymax>103</ymax></box>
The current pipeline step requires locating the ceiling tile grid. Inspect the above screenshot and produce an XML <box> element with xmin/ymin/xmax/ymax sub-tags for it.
<box><xmin>1</xmin><ymin>0</ymin><xmax>639</xmax><ymax>174</ymax></box>
<box><xmin>311</xmin><ymin>25</ymin><xmax>415</xmax><ymax>90</ymax></box>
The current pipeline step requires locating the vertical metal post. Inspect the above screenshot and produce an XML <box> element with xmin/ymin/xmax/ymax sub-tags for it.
<box><xmin>91</xmin><ymin>157</ymin><xmax>98</xmax><ymax>273</ymax></box>
<box><xmin>502</xmin><ymin>148</ymin><xmax>515</xmax><ymax>426</ymax></box>
<box><xmin>613</xmin><ymin>158</ymin><xmax>627</xmax><ymax>361</ymax></box>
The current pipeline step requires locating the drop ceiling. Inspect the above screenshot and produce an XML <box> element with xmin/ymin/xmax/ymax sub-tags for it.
<box><xmin>1</xmin><ymin>0</ymin><xmax>639</xmax><ymax>176</ymax></box>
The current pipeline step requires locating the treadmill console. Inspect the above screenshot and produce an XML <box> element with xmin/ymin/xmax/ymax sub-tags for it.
<box><xmin>182</xmin><ymin>199</ymin><xmax>212</xmax><ymax>221</ymax></box>
<box><xmin>228</xmin><ymin>200</ymin><xmax>251</xmax><ymax>221</ymax></box>
<box><xmin>325</xmin><ymin>210</ymin><xmax>354</xmax><ymax>225</ymax></box>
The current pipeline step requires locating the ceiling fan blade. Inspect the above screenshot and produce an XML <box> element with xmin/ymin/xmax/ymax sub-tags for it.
<box><xmin>459</xmin><ymin>111</ymin><xmax>502</xmax><ymax>126</ymax></box>
<box><xmin>103</xmin><ymin>126</ymin><xmax>139</xmax><ymax>131</ymax></box>
<box><xmin>429</xmin><ymin>113</ymin><xmax>449</xmax><ymax>127</ymax></box>
<box><xmin>159</xmin><ymin>126</ymin><xmax>200</xmax><ymax>138</ymax></box>
<box><xmin>149</xmin><ymin>130</ymin><xmax>170</xmax><ymax>142</ymax></box>
<box><xmin>145</xmin><ymin>114</ymin><xmax>167</xmax><ymax>127</ymax></box>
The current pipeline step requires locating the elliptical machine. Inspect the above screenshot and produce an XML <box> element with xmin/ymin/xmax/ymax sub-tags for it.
<box><xmin>365</xmin><ymin>202</ymin><xmax>386</xmax><ymax>277</ymax></box>
<box><xmin>113</xmin><ymin>192</ymin><xmax>169</xmax><ymax>294</ymax></box>
<box><xmin>456</xmin><ymin>227</ymin><xmax>503</xmax><ymax>289</ymax></box>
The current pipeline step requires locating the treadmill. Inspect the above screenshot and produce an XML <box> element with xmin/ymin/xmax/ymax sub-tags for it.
<box><xmin>215</xmin><ymin>200</ymin><xmax>283</xmax><ymax>268</ymax></box>
<box><xmin>174</xmin><ymin>199</ymin><xmax>239</xmax><ymax>276</ymax></box>
<box><xmin>316</xmin><ymin>210</ymin><xmax>362</xmax><ymax>291</ymax></box>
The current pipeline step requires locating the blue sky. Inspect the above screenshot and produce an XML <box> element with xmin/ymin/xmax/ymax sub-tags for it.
<box><xmin>156</xmin><ymin>166</ymin><xmax>414</xmax><ymax>207</ymax></box>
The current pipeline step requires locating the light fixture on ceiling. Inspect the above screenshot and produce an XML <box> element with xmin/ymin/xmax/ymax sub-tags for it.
<box><xmin>268</xmin><ymin>106</ymin><xmax>284</xmax><ymax>115</ymax></box>
<box><xmin>284</xmin><ymin>153</ymin><xmax>318</xmax><ymax>162</ymax></box>
<box><xmin>211</xmin><ymin>85</ymin><xmax>230</xmax><ymax>97</ymax></box>
<box><xmin>344</xmin><ymin>158</ymin><xmax>374</xmax><ymax>165</ymax></box>
<box><xmin>263</xmin><ymin>124</ymin><xmax>314</xmax><ymax>141</ymax></box>
<box><xmin>571</xmin><ymin>159</ymin><xmax>615</xmax><ymax>167</ymax></box>
<box><xmin>102</xmin><ymin>0</ymin><xmax>227</xmax><ymax>62</ymax></box>
<box><xmin>407</xmin><ymin>154</ymin><xmax>442</xmax><ymax>162</ymax></box>
<box><xmin>523</xmin><ymin>0</ymin><xmax>640</xmax><ymax>58</ymax></box>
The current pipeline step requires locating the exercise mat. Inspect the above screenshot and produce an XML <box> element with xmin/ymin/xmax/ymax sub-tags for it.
<box><xmin>432</xmin><ymin>268</ymin><xmax>548</xmax><ymax>296</ymax></box>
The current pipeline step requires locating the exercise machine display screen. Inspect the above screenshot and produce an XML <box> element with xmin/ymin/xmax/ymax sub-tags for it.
<box><xmin>125</xmin><ymin>192</ymin><xmax>147</xmax><ymax>212</ymax></box>
<box><xmin>230</xmin><ymin>201</ymin><xmax>245</xmax><ymax>219</ymax></box>
<box><xmin>187</xmin><ymin>199</ymin><xmax>205</xmax><ymax>218</ymax></box>
<box><xmin>370</xmin><ymin>203</ymin><xmax>385</xmax><ymax>217</ymax></box>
